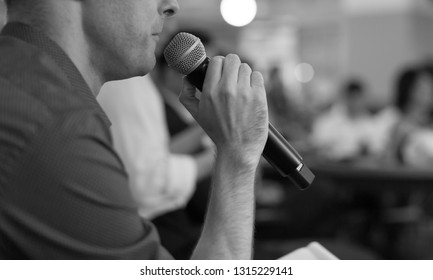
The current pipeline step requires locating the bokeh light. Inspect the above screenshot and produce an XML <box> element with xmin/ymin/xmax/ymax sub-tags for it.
<box><xmin>220</xmin><ymin>0</ymin><xmax>257</xmax><ymax>27</ymax></box>
<box><xmin>294</xmin><ymin>63</ymin><xmax>315</xmax><ymax>83</ymax></box>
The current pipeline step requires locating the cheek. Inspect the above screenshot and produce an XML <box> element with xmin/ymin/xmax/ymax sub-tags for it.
<box><xmin>83</xmin><ymin>0</ymin><xmax>159</xmax><ymax>76</ymax></box>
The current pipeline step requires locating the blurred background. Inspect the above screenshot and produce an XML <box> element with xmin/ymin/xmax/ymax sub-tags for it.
<box><xmin>3</xmin><ymin>0</ymin><xmax>433</xmax><ymax>259</ymax></box>
<box><xmin>170</xmin><ymin>0</ymin><xmax>433</xmax><ymax>260</ymax></box>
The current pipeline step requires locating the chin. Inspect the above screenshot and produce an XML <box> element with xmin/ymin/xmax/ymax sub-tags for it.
<box><xmin>131</xmin><ymin>56</ymin><xmax>156</xmax><ymax>77</ymax></box>
<box><xmin>110</xmin><ymin>67</ymin><xmax>152</xmax><ymax>82</ymax></box>
<box><xmin>104</xmin><ymin>53</ymin><xmax>156</xmax><ymax>82</ymax></box>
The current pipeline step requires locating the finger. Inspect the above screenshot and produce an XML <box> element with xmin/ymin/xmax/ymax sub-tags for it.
<box><xmin>221</xmin><ymin>54</ymin><xmax>241</xmax><ymax>89</ymax></box>
<box><xmin>179</xmin><ymin>77</ymin><xmax>199</xmax><ymax>117</ymax></box>
<box><xmin>238</xmin><ymin>63</ymin><xmax>252</xmax><ymax>87</ymax></box>
<box><xmin>251</xmin><ymin>71</ymin><xmax>267</xmax><ymax>106</ymax></box>
<box><xmin>251</xmin><ymin>71</ymin><xmax>264</xmax><ymax>88</ymax></box>
<box><xmin>203</xmin><ymin>56</ymin><xmax>224</xmax><ymax>93</ymax></box>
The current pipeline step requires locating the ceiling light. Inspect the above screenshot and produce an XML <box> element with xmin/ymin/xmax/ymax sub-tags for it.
<box><xmin>220</xmin><ymin>0</ymin><xmax>257</xmax><ymax>27</ymax></box>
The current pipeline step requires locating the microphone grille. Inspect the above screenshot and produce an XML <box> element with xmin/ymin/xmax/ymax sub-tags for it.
<box><xmin>164</xmin><ymin>32</ymin><xmax>206</xmax><ymax>75</ymax></box>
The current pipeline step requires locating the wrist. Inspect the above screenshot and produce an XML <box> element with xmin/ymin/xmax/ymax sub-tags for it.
<box><xmin>216</xmin><ymin>146</ymin><xmax>261</xmax><ymax>173</ymax></box>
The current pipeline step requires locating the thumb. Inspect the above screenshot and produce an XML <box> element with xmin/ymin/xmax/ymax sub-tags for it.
<box><xmin>179</xmin><ymin>77</ymin><xmax>199</xmax><ymax>118</ymax></box>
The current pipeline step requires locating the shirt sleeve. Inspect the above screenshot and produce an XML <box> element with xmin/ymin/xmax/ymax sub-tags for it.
<box><xmin>1</xmin><ymin>110</ymin><xmax>173</xmax><ymax>259</ymax></box>
<box><xmin>98</xmin><ymin>77</ymin><xmax>197</xmax><ymax>219</ymax></box>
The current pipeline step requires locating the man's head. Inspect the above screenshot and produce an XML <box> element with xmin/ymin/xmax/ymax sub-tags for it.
<box><xmin>5</xmin><ymin>0</ymin><xmax>179</xmax><ymax>90</ymax></box>
<box><xmin>395</xmin><ymin>66</ymin><xmax>433</xmax><ymax>117</ymax></box>
<box><xmin>341</xmin><ymin>79</ymin><xmax>369</xmax><ymax>117</ymax></box>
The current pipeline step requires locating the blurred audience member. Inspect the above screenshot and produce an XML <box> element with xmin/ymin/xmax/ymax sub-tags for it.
<box><xmin>97</xmin><ymin>29</ymin><xmax>222</xmax><ymax>260</ymax></box>
<box><xmin>309</xmin><ymin>79</ymin><xmax>373</xmax><ymax>161</ymax></box>
<box><xmin>97</xmin><ymin>75</ymin><xmax>215</xmax><ymax>259</ymax></box>
<box><xmin>97</xmin><ymin>28</ymin><xmax>219</xmax><ymax>259</ymax></box>
<box><xmin>386</xmin><ymin>65</ymin><xmax>433</xmax><ymax>167</ymax></box>
<box><xmin>152</xmin><ymin>53</ymin><xmax>214</xmax><ymax>203</ymax></box>
<box><xmin>98</xmin><ymin>77</ymin><xmax>214</xmax><ymax>219</ymax></box>
<box><xmin>145</xmin><ymin>52</ymin><xmax>216</xmax><ymax>259</ymax></box>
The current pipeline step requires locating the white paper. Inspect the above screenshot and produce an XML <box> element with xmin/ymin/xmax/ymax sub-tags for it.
<box><xmin>278</xmin><ymin>242</ymin><xmax>339</xmax><ymax>260</ymax></box>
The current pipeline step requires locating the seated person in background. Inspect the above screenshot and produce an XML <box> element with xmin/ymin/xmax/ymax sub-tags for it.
<box><xmin>98</xmin><ymin>75</ymin><xmax>215</xmax><ymax>259</ymax></box>
<box><xmin>154</xmin><ymin>54</ymin><xmax>216</xmax><ymax>259</ymax></box>
<box><xmin>98</xmin><ymin>76</ymin><xmax>214</xmax><ymax>219</ymax></box>
<box><xmin>309</xmin><ymin>79</ymin><xmax>374</xmax><ymax>161</ymax></box>
<box><xmin>386</xmin><ymin>65</ymin><xmax>433</xmax><ymax>167</ymax></box>
<box><xmin>98</xmin><ymin>30</ymin><xmax>219</xmax><ymax>259</ymax></box>
<box><xmin>155</xmin><ymin>30</ymin><xmax>222</xmax><ymax>227</ymax></box>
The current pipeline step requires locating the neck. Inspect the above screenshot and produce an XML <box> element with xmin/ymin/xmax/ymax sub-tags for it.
<box><xmin>7</xmin><ymin>1</ymin><xmax>104</xmax><ymax>96</ymax></box>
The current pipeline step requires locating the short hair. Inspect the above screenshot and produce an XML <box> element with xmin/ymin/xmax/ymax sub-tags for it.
<box><xmin>395</xmin><ymin>65</ymin><xmax>433</xmax><ymax>113</ymax></box>
<box><xmin>342</xmin><ymin>79</ymin><xmax>365</xmax><ymax>99</ymax></box>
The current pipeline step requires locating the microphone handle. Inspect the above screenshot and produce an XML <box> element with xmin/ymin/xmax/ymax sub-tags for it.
<box><xmin>264</xmin><ymin>123</ymin><xmax>314</xmax><ymax>190</ymax></box>
<box><xmin>186</xmin><ymin>57</ymin><xmax>314</xmax><ymax>190</ymax></box>
<box><xmin>187</xmin><ymin>57</ymin><xmax>210</xmax><ymax>92</ymax></box>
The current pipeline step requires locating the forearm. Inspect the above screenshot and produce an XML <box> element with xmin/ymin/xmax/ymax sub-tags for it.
<box><xmin>179</xmin><ymin>55</ymin><xmax>268</xmax><ymax>260</ymax></box>
<box><xmin>191</xmin><ymin>150</ymin><xmax>257</xmax><ymax>260</ymax></box>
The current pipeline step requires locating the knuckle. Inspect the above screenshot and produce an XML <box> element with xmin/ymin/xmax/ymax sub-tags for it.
<box><xmin>223</xmin><ymin>86</ymin><xmax>237</xmax><ymax>97</ymax></box>
<box><xmin>211</xmin><ymin>55</ymin><xmax>225</xmax><ymax>62</ymax></box>
<box><xmin>220</xmin><ymin>81</ymin><xmax>236</xmax><ymax>97</ymax></box>
<box><xmin>209</xmin><ymin>56</ymin><xmax>224</xmax><ymax>66</ymax></box>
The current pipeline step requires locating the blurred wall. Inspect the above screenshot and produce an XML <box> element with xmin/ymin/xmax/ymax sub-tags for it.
<box><xmin>175</xmin><ymin>0</ymin><xmax>433</xmax><ymax>108</ymax></box>
<box><xmin>2</xmin><ymin>0</ymin><xmax>432</xmax><ymax>108</ymax></box>
<box><xmin>340</xmin><ymin>0</ymin><xmax>433</xmax><ymax>105</ymax></box>
<box><xmin>176</xmin><ymin>0</ymin><xmax>240</xmax><ymax>53</ymax></box>
<box><xmin>345</xmin><ymin>12</ymin><xmax>419</xmax><ymax>105</ymax></box>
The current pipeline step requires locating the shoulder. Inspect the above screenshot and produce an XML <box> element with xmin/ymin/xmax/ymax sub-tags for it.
<box><xmin>0</xmin><ymin>37</ymin><xmax>112</xmax><ymax>182</ymax></box>
<box><xmin>0</xmin><ymin>34</ymin><xmax>108</xmax><ymax>133</ymax></box>
<box><xmin>0</xmin><ymin>35</ymin><xmax>71</xmax><ymax>93</ymax></box>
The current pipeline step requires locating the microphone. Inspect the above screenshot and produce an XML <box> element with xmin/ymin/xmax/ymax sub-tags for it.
<box><xmin>164</xmin><ymin>32</ymin><xmax>315</xmax><ymax>190</ymax></box>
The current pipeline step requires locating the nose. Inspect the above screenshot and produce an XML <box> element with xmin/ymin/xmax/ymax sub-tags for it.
<box><xmin>160</xmin><ymin>0</ymin><xmax>180</xmax><ymax>18</ymax></box>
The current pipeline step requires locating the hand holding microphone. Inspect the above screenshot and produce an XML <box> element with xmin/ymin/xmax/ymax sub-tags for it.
<box><xmin>164</xmin><ymin>32</ymin><xmax>314</xmax><ymax>190</ymax></box>
<box><xmin>178</xmin><ymin>53</ymin><xmax>269</xmax><ymax>170</ymax></box>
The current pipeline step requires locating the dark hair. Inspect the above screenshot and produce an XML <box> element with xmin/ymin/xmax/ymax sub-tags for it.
<box><xmin>394</xmin><ymin>67</ymin><xmax>418</xmax><ymax>113</ymax></box>
<box><xmin>342</xmin><ymin>79</ymin><xmax>365</xmax><ymax>99</ymax></box>
<box><xmin>394</xmin><ymin>65</ymin><xmax>433</xmax><ymax>113</ymax></box>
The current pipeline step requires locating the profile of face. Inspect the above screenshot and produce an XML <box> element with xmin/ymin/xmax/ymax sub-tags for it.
<box><xmin>81</xmin><ymin>0</ymin><xmax>179</xmax><ymax>81</ymax></box>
